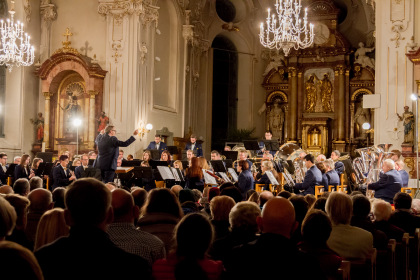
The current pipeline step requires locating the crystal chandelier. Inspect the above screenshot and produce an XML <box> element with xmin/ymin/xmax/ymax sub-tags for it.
<box><xmin>259</xmin><ymin>0</ymin><xmax>314</xmax><ymax>56</ymax></box>
<box><xmin>0</xmin><ymin>1</ymin><xmax>34</xmax><ymax>72</ymax></box>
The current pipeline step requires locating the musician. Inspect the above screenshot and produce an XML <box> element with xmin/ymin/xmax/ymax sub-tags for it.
<box><xmin>118</xmin><ymin>150</ymin><xmax>126</xmax><ymax>161</ymax></box>
<box><xmin>224</xmin><ymin>146</ymin><xmax>232</xmax><ymax>151</ymax></box>
<box><xmin>173</xmin><ymin>160</ymin><xmax>185</xmax><ymax>177</ymax></box>
<box><xmin>75</xmin><ymin>154</ymin><xmax>89</xmax><ymax>179</ymax></box>
<box><xmin>142</xmin><ymin>150</ymin><xmax>152</xmax><ymax>166</ymax></box>
<box><xmin>331</xmin><ymin>150</ymin><xmax>345</xmax><ymax>177</ymax></box>
<box><xmin>255</xmin><ymin>160</ymin><xmax>279</xmax><ymax>191</ymax></box>
<box><xmin>367</xmin><ymin>159</ymin><xmax>403</xmax><ymax>204</ymax></box>
<box><xmin>51</xmin><ymin>155</ymin><xmax>76</xmax><ymax>191</ymax></box>
<box><xmin>294</xmin><ymin>154</ymin><xmax>322</xmax><ymax>195</ymax></box>
<box><xmin>236</xmin><ymin>160</ymin><xmax>254</xmax><ymax>201</ymax></box>
<box><xmin>0</xmin><ymin>152</ymin><xmax>8</xmax><ymax>185</ymax></box>
<box><xmin>88</xmin><ymin>151</ymin><xmax>97</xmax><ymax>159</ymax></box>
<box><xmin>14</xmin><ymin>154</ymin><xmax>35</xmax><ymax>181</ymax></box>
<box><xmin>185</xmin><ymin>157</ymin><xmax>205</xmax><ymax>192</ymax></box>
<box><xmin>323</xmin><ymin>159</ymin><xmax>340</xmax><ymax>190</ymax></box>
<box><xmin>94</xmin><ymin>125</ymin><xmax>138</xmax><ymax>183</ymax></box>
<box><xmin>235</xmin><ymin>150</ymin><xmax>253</xmax><ymax>171</ymax></box>
<box><xmin>316</xmin><ymin>154</ymin><xmax>326</xmax><ymax>162</ymax></box>
<box><xmin>186</xmin><ymin>149</ymin><xmax>195</xmax><ymax>167</ymax></box>
<box><xmin>185</xmin><ymin>134</ymin><xmax>203</xmax><ymax>157</ymax></box>
<box><xmin>160</xmin><ymin>150</ymin><xmax>172</xmax><ymax>166</ymax></box>
<box><xmin>259</xmin><ymin>130</ymin><xmax>276</xmax><ymax>156</ymax></box>
<box><xmin>395</xmin><ymin>160</ymin><xmax>409</xmax><ymax>187</ymax></box>
<box><xmin>13</xmin><ymin>156</ymin><xmax>21</xmax><ymax>164</ymax></box>
<box><xmin>211</xmin><ymin>150</ymin><xmax>222</xmax><ymax>161</ymax></box>
<box><xmin>146</xmin><ymin>135</ymin><xmax>167</xmax><ymax>157</ymax></box>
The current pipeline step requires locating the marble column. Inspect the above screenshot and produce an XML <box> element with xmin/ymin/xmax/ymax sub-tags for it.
<box><xmin>88</xmin><ymin>90</ymin><xmax>98</xmax><ymax>149</ymax></box>
<box><xmin>40</xmin><ymin>2</ymin><xmax>57</xmax><ymax>62</ymax></box>
<box><xmin>288</xmin><ymin>67</ymin><xmax>298</xmax><ymax>143</ymax></box>
<box><xmin>43</xmin><ymin>92</ymin><xmax>53</xmax><ymax>149</ymax></box>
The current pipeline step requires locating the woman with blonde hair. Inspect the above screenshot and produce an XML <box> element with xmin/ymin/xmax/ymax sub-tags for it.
<box><xmin>142</xmin><ymin>150</ymin><xmax>152</xmax><ymax>165</ymax></box>
<box><xmin>254</xmin><ymin>160</ymin><xmax>279</xmax><ymax>191</ymax></box>
<box><xmin>34</xmin><ymin>208</ymin><xmax>70</xmax><ymax>251</ymax></box>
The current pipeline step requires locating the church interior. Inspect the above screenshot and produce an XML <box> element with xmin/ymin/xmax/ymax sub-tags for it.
<box><xmin>0</xmin><ymin>0</ymin><xmax>419</xmax><ymax>175</ymax></box>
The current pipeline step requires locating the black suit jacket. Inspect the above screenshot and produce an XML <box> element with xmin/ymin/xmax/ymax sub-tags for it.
<box><xmin>51</xmin><ymin>165</ymin><xmax>72</xmax><ymax>190</ymax></box>
<box><xmin>0</xmin><ymin>164</ymin><xmax>7</xmax><ymax>184</ymax></box>
<box><xmin>74</xmin><ymin>165</ymin><xmax>88</xmax><ymax>179</ymax></box>
<box><xmin>368</xmin><ymin>169</ymin><xmax>403</xmax><ymax>204</ymax></box>
<box><xmin>94</xmin><ymin>133</ymin><xmax>136</xmax><ymax>171</ymax></box>
<box><xmin>14</xmin><ymin>165</ymin><xmax>30</xmax><ymax>181</ymax></box>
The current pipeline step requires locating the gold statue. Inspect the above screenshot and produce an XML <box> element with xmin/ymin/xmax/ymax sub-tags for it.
<box><xmin>305</xmin><ymin>75</ymin><xmax>316</xmax><ymax>112</ymax></box>
<box><xmin>320</xmin><ymin>73</ymin><xmax>332</xmax><ymax>112</ymax></box>
<box><xmin>397</xmin><ymin>106</ymin><xmax>415</xmax><ymax>144</ymax></box>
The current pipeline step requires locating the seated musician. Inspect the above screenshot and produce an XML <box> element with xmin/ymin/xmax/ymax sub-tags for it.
<box><xmin>146</xmin><ymin>135</ymin><xmax>168</xmax><ymax>158</ymax></box>
<box><xmin>294</xmin><ymin>154</ymin><xmax>323</xmax><ymax>195</ymax></box>
<box><xmin>234</xmin><ymin>150</ymin><xmax>253</xmax><ymax>170</ymax></box>
<box><xmin>395</xmin><ymin>160</ymin><xmax>409</xmax><ymax>187</ymax></box>
<box><xmin>186</xmin><ymin>149</ymin><xmax>195</xmax><ymax>167</ymax></box>
<box><xmin>330</xmin><ymin>150</ymin><xmax>345</xmax><ymax>178</ymax></box>
<box><xmin>160</xmin><ymin>150</ymin><xmax>172</xmax><ymax>166</ymax></box>
<box><xmin>259</xmin><ymin>131</ymin><xmax>276</xmax><ymax>157</ymax></box>
<box><xmin>14</xmin><ymin>154</ymin><xmax>35</xmax><ymax>181</ymax></box>
<box><xmin>184</xmin><ymin>134</ymin><xmax>203</xmax><ymax>157</ymax></box>
<box><xmin>255</xmin><ymin>160</ymin><xmax>279</xmax><ymax>191</ymax></box>
<box><xmin>185</xmin><ymin>157</ymin><xmax>204</xmax><ymax>192</ymax></box>
<box><xmin>235</xmin><ymin>160</ymin><xmax>254</xmax><ymax>200</ymax></box>
<box><xmin>142</xmin><ymin>150</ymin><xmax>152</xmax><ymax>166</ymax></box>
<box><xmin>51</xmin><ymin>155</ymin><xmax>76</xmax><ymax>191</ymax></box>
<box><xmin>75</xmin><ymin>154</ymin><xmax>90</xmax><ymax>179</ymax></box>
<box><xmin>173</xmin><ymin>160</ymin><xmax>185</xmax><ymax>177</ymax></box>
<box><xmin>367</xmin><ymin>159</ymin><xmax>403</xmax><ymax>204</ymax></box>
<box><xmin>323</xmin><ymin>159</ymin><xmax>340</xmax><ymax>190</ymax></box>
<box><xmin>0</xmin><ymin>152</ymin><xmax>8</xmax><ymax>185</ymax></box>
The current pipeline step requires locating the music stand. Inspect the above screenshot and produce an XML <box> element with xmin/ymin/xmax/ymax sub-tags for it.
<box><xmin>149</xmin><ymin>160</ymin><xmax>169</xmax><ymax>170</ymax></box>
<box><xmin>35</xmin><ymin>152</ymin><xmax>53</xmax><ymax>163</ymax></box>
<box><xmin>148</xmin><ymin>149</ymin><xmax>160</xmax><ymax>160</ymax></box>
<box><xmin>181</xmin><ymin>160</ymin><xmax>189</xmax><ymax>169</ymax></box>
<box><xmin>81</xmin><ymin>167</ymin><xmax>102</xmax><ymax>180</ymax></box>
<box><xmin>5</xmin><ymin>163</ymin><xmax>17</xmax><ymax>178</ymax></box>
<box><xmin>263</xmin><ymin>140</ymin><xmax>280</xmax><ymax>151</ymax></box>
<box><xmin>42</xmin><ymin>163</ymin><xmax>54</xmax><ymax>177</ymax></box>
<box><xmin>210</xmin><ymin>160</ymin><xmax>227</xmax><ymax>173</ymax></box>
<box><xmin>88</xmin><ymin>159</ymin><xmax>95</xmax><ymax>166</ymax></box>
<box><xmin>35</xmin><ymin>162</ymin><xmax>46</xmax><ymax>176</ymax></box>
<box><xmin>181</xmin><ymin>150</ymin><xmax>187</xmax><ymax>161</ymax></box>
<box><xmin>167</xmin><ymin>146</ymin><xmax>179</xmax><ymax>155</ymax></box>
<box><xmin>243</xmin><ymin>140</ymin><xmax>261</xmax><ymax>151</ymax></box>
<box><xmin>222</xmin><ymin>151</ymin><xmax>238</xmax><ymax>161</ymax></box>
<box><xmin>132</xmin><ymin>166</ymin><xmax>154</xmax><ymax>179</ymax></box>
<box><xmin>121</xmin><ymin>160</ymin><xmax>142</xmax><ymax>167</ymax></box>
<box><xmin>223</xmin><ymin>159</ymin><xmax>233</xmax><ymax>169</ymax></box>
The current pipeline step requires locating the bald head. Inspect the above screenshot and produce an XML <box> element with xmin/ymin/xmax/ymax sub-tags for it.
<box><xmin>258</xmin><ymin>197</ymin><xmax>296</xmax><ymax>238</ymax></box>
<box><xmin>259</xmin><ymin>190</ymin><xmax>274</xmax><ymax>208</ymax></box>
<box><xmin>111</xmin><ymin>189</ymin><xmax>137</xmax><ymax>222</ymax></box>
<box><xmin>171</xmin><ymin>185</ymin><xmax>183</xmax><ymax>197</ymax></box>
<box><xmin>27</xmin><ymin>188</ymin><xmax>53</xmax><ymax>213</ymax></box>
<box><xmin>0</xmin><ymin>185</ymin><xmax>13</xmax><ymax>195</ymax></box>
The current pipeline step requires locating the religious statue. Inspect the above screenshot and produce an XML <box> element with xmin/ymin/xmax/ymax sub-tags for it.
<box><xmin>354</xmin><ymin>42</ymin><xmax>375</xmax><ymax>69</ymax></box>
<box><xmin>61</xmin><ymin>93</ymin><xmax>81</xmax><ymax>119</ymax></box>
<box><xmin>320</xmin><ymin>73</ymin><xmax>333</xmax><ymax>112</ymax></box>
<box><xmin>397</xmin><ymin>106</ymin><xmax>415</xmax><ymax>144</ymax></box>
<box><xmin>305</xmin><ymin>75</ymin><xmax>317</xmax><ymax>113</ymax></box>
<box><xmin>97</xmin><ymin>111</ymin><xmax>109</xmax><ymax>132</ymax></box>
<box><xmin>262</xmin><ymin>53</ymin><xmax>285</xmax><ymax>76</ymax></box>
<box><xmin>30</xmin><ymin>112</ymin><xmax>44</xmax><ymax>142</ymax></box>
<box><xmin>269</xmin><ymin>102</ymin><xmax>285</xmax><ymax>142</ymax></box>
<box><xmin>354</xmin><ymin>104</ymin><xmax>370</xmax><ymax>139</ymax></box>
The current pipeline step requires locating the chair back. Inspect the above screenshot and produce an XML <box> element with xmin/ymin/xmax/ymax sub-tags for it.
<box><xmin>337</xmin><ymin>260</ymin><xmax>351</xmax><ymax>280</ymax></box>
<box><xmin>396</xmin><ymin>233</ymin><xmax>410</xmax><ymax>280</ymax></box>
<box><xmin>377</xmin><ymin>239</ymin><xmax>396</xmax><ymax>280</ymax></box>
<box><xmin>409</xmin><ymin>228</ymin><xmax>420</xmax><ymax>280</ymax></box>
<box><xmin>348</xmin><ymin>248</ymin><xmax>377</xmax><ymax>280</ymax></box>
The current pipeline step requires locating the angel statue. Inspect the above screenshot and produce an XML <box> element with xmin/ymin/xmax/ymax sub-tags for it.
<box><xmin>355</xmin><ymin>42</ymin><xmax>375</xmax><ymax>69</ymax></box>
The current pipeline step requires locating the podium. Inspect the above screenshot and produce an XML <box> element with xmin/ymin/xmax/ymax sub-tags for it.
<box><xmin>115</xmin><ymin>167</ymin><xmax>134</xmax><ymax>186</ymax></box>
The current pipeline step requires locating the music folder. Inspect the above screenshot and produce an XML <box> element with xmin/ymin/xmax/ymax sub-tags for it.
<box><xmin>121</xmin><ymin>160</ymin><xmax>142</xmax><ymax>167</ymax></box>
<box><xmin>263</xmin><ymin>140</ymin><xmax>280</xmax><ymax>151</ymax></box>
<box><xmin>149</xmin><ymin>160</ymin><xmax>169</xmax><ymax>170</ymax></box>
<box><xmin>227</xmin><ymin>167</ymin><xmax>238</xmax><ymax>182</ymax></box>
<box><xmin>202</xmin><ymin>169</ymin><xmax>218</xmax><ymax>185</ymax></box>
<box><xmin>147</xmin><ymin>149</ymin><xmax>160</xmax><ymax>160</ymax></box>
<box><xmin>132</xmin><ymin>166</ymin><xmax>153</xmax><ymax>179</ymax></box>
<box><xmin>81</xmin><ymin>167</ymin><xmax>102</xmax><ymax>180</ymax></box>
<box><xmin>265</xmin><ymin>171</ymin><xmax>279</xmax><ymax>185</ymax></box>
<box><xmin>170</xmin><ymin>167</ymin><xmax>183</xmax><ymax>182</ymax></box>
<box><xmin>157</xmin><ymin>166</ymin><xmax>175</xmax><ymax>180</ymax></box>
<box><xmin>210</xmin><ymin>160</ymin><xmax>227</xmax><ymax>173</ymax></box>
<box><xmin>222</xmin><ymin>151</ymin><xmax>238</xmax><ymax>161</ymax></box>
<box><xmin>243</xmin><ymin>140</ymin><xmax>261</xmax><ymax>151</ymax></box>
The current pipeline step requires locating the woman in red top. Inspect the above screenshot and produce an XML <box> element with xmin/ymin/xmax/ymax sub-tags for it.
<box><xmin>152</xmin><ymin>213</ymin><xmax>224</xmax><ymax>280</ymax></box>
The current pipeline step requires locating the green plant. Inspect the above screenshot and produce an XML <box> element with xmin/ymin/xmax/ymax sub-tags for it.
<box><xmin>226</xmin><ymin>127</ymin><xmax>257</xmax><ymax>142</ymax></box>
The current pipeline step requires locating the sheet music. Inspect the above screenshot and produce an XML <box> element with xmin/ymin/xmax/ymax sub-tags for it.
<box><xmin>218</xmin><ymin>172</ymin><xmax>231</xmax><ymax>183</ymax></box>
<box><xmin>228</xmin><ymin>168</ymin><xmax>238</xmax><ymax>182</ymax></box>
<box><xmin>202</xmin><ymin>169</ymin><xmax>218</xmax><ymax>185</ymax></box>
<box><xmin>157</xmin><ymin>166</ymin><xmax>175</xmax><ymax>180</ymax></box>
<box><xmin>170</xmin><ymin>167</ymin><xmax>181</xmax><ymax>181</ymax></box>
<box><xmin>265</xmin><ymin>171</ymin><xmax>279</xmax><ymax>185</ymax></box>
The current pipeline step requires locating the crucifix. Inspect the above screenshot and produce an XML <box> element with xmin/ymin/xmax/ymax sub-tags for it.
<box><xmin>80</xmin><ymin>41</ymin><xmax>92</xmax><ymax>56</ymax></box>
<box><xmin>62</xmin><ymin>28</ymin><xmax>73</xmax><ymax>49</ymax></box>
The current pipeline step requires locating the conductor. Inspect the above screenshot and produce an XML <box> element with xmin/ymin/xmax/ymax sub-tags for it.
<box><xmin>94</xmin><ymin>125</ymin><xmax>139</xmax><ymax>183</ymax></box>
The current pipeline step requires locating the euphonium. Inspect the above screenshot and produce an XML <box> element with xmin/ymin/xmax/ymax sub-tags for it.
<box><xmin>293</xmin><ymin>158</ymin><xmax>306</xmax><ymax>183</ymax></box>
<box><xmin>282</xmin><ymin>167</ymin><xmax>295</xmax><ymax>187</ymax></box>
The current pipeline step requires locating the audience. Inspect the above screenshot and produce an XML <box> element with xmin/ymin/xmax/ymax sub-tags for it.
<box><xmin>131</xmin><ymin>187</ymin><xmax>148</xmax><ymax>209</ymax></box>
<box><xmin>108</xmin><ymin>189</ymin><xmax>165</xmax><ymax>266</ymax></box>
<box><xmin>210</xmin><ymin>195</ymin><xmax>236</xmax><ymax>240</ymax></box>
<box><xmin>412</xmin><ymin>198</ymin><xmax>420</xmax><ymax>215</ymax></box>
<box><xmin>258</xmin><ymin>190</ymin><xmax>274</xmax><ymax>209</ymax></box>
<box><xmin>4</xmin><ymin>194</ymin><xmax>31</xmax><ymax>249</ymax></box>
<box><xmin>152</xmin><ymin>213</ymin><xmax>223</xmax><ymax>280</ymax></box>
<box><xmin>13</xmin><ymin>178</ymin><xmax>30</xmax><ymax>196</ymax></box>
<box><xmin>35</xmin><ymin>178</ymin><xmax>150</xmax><ymax>280</ymax></box>
<box><xmin>326</xmin><ymin>192</ymin><xmax>373</xmax><ymax>259</ymax></box>
<box><xmin>389</xmin><ymin>192</ymin><xmax>420</xmax><ymax>235</ymax></box>
<box><xmin>289</xmin><ymin>195</ymin><xmax>309</xmax><ymax>245</ymax></box>
<box><xmin>29</xmin><ymin>176</ymin><xmax>43</xmax><ymax>191</ymax></box>
<box><xmin>312</xmin><ymin>196</ymin><xmax>327</xmax><ymax>212</ymax></box>
<box><xmin>0</xmin><ymin>185</ymin><xmax>13</xmax><ymax>194</ymax></box>
<box><xmin>0</xmin><ymin>195</ymin><xmax>17</xmax><ymax>240</ymax></box>
<box><xmin>34</xmin><ymin>208</ymin><xmax>69</xmax><ymax>251</ymax></box>
<box><xmin>371</xmin><ymin>199</ymin><xmax>405</xmax><ymax>242</ymax></box>
<box><xmin>52</xmin><ymin>187</ymin><xmax>66</xmax><ymax>209</ymax></box>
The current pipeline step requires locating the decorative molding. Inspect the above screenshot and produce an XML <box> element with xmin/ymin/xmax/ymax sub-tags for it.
<box><xmin>391</xmin><ymin>23</ymin><xmax>408</xmax><ymax>48</ymax></box>
<box><xmin>24</xmin><ymin>0</ymin><xmax>31</xmax><ymax>23</ymax></box>
<box><xmin>139</xmin><ymin>42</ymin><xmax>147</xmax><ymax>64</ymax></box>
<box><xmin>40</xmin><ymin>3</ymin><xmax>57</xmax><ymax>28</ymax></box>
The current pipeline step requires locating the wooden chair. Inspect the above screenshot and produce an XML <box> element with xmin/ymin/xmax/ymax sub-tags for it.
<box><xmin>396</xmin><ymin>233</ymin><xmax>410</xmax><ymax>280</ymax></box>
<box><xmin>315</xmin><ymin>185</ymin><xmax>325</xmax><ymax>198</ymax></box>
<box><xmin>46</xmin><ymin>177</ymin><xmax>50</xmax><ymax>190</ymax></box>
<box><xmin>409</xmin><ymin>228</ymin><xmax>420</xmax><ymax>280</ymax></box>
<box><xmin>401</xmin><ymin>187</ymin><xmax>416</xmax><ymax>198</ymax></box>
<box><xmin>337</xmin><ymin>260</ymin><xmax>351</xmax><ymax>280</ymax></box>
<box><xmin>377</xmin><ymin>239</ymin><xmax>397</xmax><ymax>280</ymax></box>
<box><xmin>255</xmin><ymin>184</ymin><xmax>264</xmax><ymax>193</ymax></box>
<box><xmin>348</xmin><ymin>248</ymin><xmax>377</xmax><ymax>280</ymax></box>
<box><xmin>155</xmin><ymin>180</ymin><xmax>165</xmax><ymax>188</ymax></box>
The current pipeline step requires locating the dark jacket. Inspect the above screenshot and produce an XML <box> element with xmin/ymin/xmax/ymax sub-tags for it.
<box><xmin>389</xmin><ymin>210</ymin><xmax>420</xmax><ymax>236</ymax></box>
<box><xmin>368</xmin><ymin>169</ymin><xmax>403</xmax><ymax>204</ymax></box>
<box><xmin>14</xmin><ymin>165</ymin><xmax>30</xmax><ymax>181</ymax></box>
<box><xmin>185</xmin><ymin>142</ymin><xmax>203</xmax><ymax>157</ymax></box>
<box><xmin>51</xmin><ymin>165</ymin><xmax>72</xmax><ymax>190</ymax></box>
<box><xmin>237</xmin><ymin>169</ymin><xmax>254</xmax><ymax>200</ymax></box>
<box><xmin>295</xmin><ymin>165</ymin><xmax>323</xmax><ymax>195</ymax></box>
<box><xmin>0</xmin><ymin>164</ymin><xmax>8</xmax><ymax>184</ymax></box>
<box><xmin>94</xmin><ymin>133</ymin><xmax>136</xmax><ymax>171</ymax></box>
<box><xmin>74</xmin><ymin>165</ymin><xmax>86</xmax><ymax>179</ymax></box>
<box><xmin>146</xmin><ymin>141</ymin><xmax>167</xmax><ymax>156</ymax></box>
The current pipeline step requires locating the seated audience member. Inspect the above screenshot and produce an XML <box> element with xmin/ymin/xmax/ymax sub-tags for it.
<box><xmin>34</xmin><ymin>208</ymin><xmax>69</xmax><ymax>251</ymax></box>
<box><xmin>170</xmin><ymin>184</ymin><xmax>183</xmax><ymax>198</ymax></box>
<box><xmin>326</xmin><ymin>192</ymin><xmax>373</xmax><ymax>259</ymax></box>
<box><xmin>277</xmin><ymin>190</ymin><xmax>293</xmax><ymax>199</ymax></box>
<box><xmin>305</xmin><ymin>194</ymin><xmax>316</xmax><ymax>209</ymax></box>
<box><xmin>51</xmin><ymin>155</ymin><xmax>76</xmax><ymax>191</ymax></box>
<box><xmin>412</xmin><ymin>198</ymin><xmax>420</xmax><ymax>215</ymax></box>
<box><xmin>137</xmin><ymin>188</ymin><xmax>183</xmax><ymax>253</ymax></box>
<box><xmin>108</xmin><ymin>189</ymin><xmax>165</xmax><ymax>266</ymax></box>
<box><xmin>220</xmin><ymin>185</ymin><xmax>243</xmax><ymax>203</ymax></box>
<box><xmin>0</xmin><ymin>195</ymin><xmax>17</xmax><ymax>241</ymax></box>
<box><xmin>35</xmin><ymin>178</ymin><xmax>150</xmax><ymax>280</ymax></box>
<box><xmin>247</xmin><ymin>192</ymin><xmax>260</xmax><ymax>204</ymax></box>
<box><xmin>389</xmin><ymin>192</ymin><xmax>420</xmax><ymax>235</ymax></box>
<box><xmin>299</xmin><ymin>210</ymin><xmax>343</xmax><ymax>279</ymax></box>
<box><xmin>25</xmin><ymin>188</ymin><xmax>54</xmax><ymax>249</ymax></box>
<box><xmin>395</xmin><ymin>160</ymin><xmax>409</xmax><ymax>187</ymax></box>
<box><xmin>4</xmin><ymin>194</ymin><xmax>31</xmax><ymax>249</ymax></box>
<box><xmin>367</xmin><ymin>159</ymin><xmax>403</xmax><ymax>204</ymax></box>
<box><xmin>294</xmin><ymin>154</ymin><xmax>323</xmax><ymax>195</ymax></box>
<box><xmin>153</xmin><ymin>213</ymin><xmax>223</xmax><ymax>280</ymax></box>
<box><xmin>350</xmin><ymin>194</ymin><xmax>387</xmax><ymax>250</ymax></box>
<box><xmin>330</xmin><ymin>150</ymin><xmax>345</xmax><ymax>177</ymax></box>
<box><xmin>29</xmin><ymin>176</ymin><xmax>43</xmax><ymax>191</ymax></box>
<box><xmin>236</xmin><ymin>160</ymin><xmax>254</xmax><ymax>200</ymax></box>
<box><xmin>131</xmin><ymin>187</ymin><xmax>148</xmax><ymax>209</ymax></box>
<box><xmin>372</xmin><ymin>199</ymin><xmax>405</xmax><ymax>242</ymax></box>
<box><xmin>313</xmin><ymin>197</ymin><xmax>327</xmax><ymax>212</ymax></box>
<box><xmin>210</xmin><ymin>201</ymin><xmax>261</xmax><ymax>262</ymax></box>
<box><xmin>224</xmin><ymin>197</ymin><xmax>325</xmax><ymax>279</ymax></box>
<box><xmin>13</xmin><ymin>178</ymin><xmax>30</xmax><ymax>196</ymax></box>
<box><xmin>245</xmin><ymin>189</ymin><xmax>256</xmax><ymax>201</ymax></box>
<box><xmin>210</xmin><ymin>195</ymin><xmax>236</xmax><ymax>240</ymax></box>
<box><xmin>289</xmin><ymin>195</ymin><xmax>309</xmax><ymax>245</ymax></box>
<box><xmin>179</xmin><ymin>189</ymin><xmax>199</xmax><ymax>215</ymax></box>
<box><xmin>323</xmin><ymin>159</ymin><xmax>340</xmax><ymax>190</ymax></box>
<box><xmin>258</xmin><ymin>190</ymin><xmax>274</xmax><ymax>209</ymax></box>
<box><xmin>0</xmin><ymin>241</ymin><xmax>43</xmax><ymax>280</ymax></box>
<box><xmin>0</xmin><ymin>185</ymin><xmax>13</xmax><ymax>194</ymax></box>
<box><xmin>52</xmin><ymin>187</ymin><xmax>66</xmax><ymax>209</ymax></box>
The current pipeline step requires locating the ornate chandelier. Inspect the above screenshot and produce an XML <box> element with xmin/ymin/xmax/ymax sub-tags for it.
<box><xmin>259</xmin><ymin>0</ymin><xmax>314</xmax><ymax>56</ymax></box>
<box><xmin>0</xmin><ymin>1</ymin><xmax>34</xmax><ymax>72</ymax></box>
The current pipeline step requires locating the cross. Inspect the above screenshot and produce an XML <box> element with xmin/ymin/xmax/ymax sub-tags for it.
<box><xmin>63</xmin><ymin>28</ymin><xmax>73</xmax><ymax>42</ymax></box>
<box><xmin>80</xmin><ymin>41</ymin><xmax>92</xmax><ymax>56</ymax></box>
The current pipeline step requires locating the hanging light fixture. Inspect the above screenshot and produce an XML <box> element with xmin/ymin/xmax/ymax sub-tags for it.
<box><xmin>0</xmin><ymin>0</ymin><xmax>34</xmax><ymax>72</ymax></box>
<box><xmin>259</xmin><ymin>0</ymin><xmax>314</xmax><ymax>56</ymax></box>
